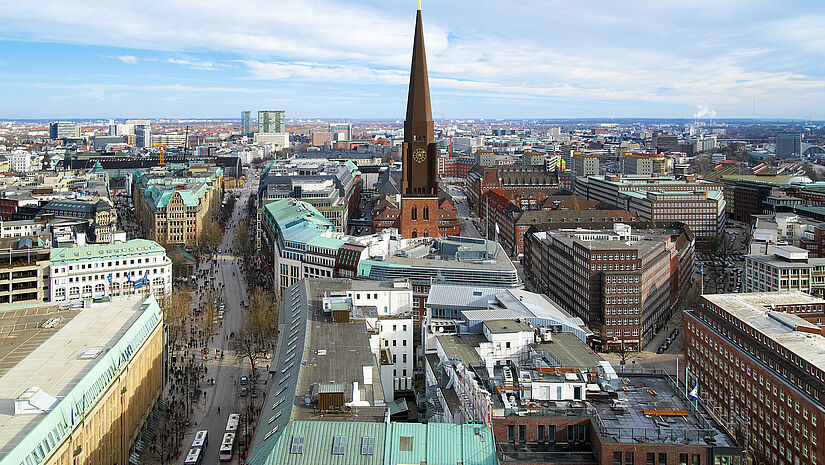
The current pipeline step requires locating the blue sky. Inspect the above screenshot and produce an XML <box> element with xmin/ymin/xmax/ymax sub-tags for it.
<box><xmin>0</xmin><ymin>0</ymin><xmax>823</xmax><ymax>119</ymax></box>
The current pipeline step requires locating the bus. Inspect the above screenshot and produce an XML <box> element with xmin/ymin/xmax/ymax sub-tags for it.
<box><xmin>225</xmin><ymin>413</ymin><xmax>239</xmax><ymax>433</ymax></box>
<box><xmin>192</xmin><ymin>430</ymin><xmax>208</xmax><ymax>449</ymax></box>
<box><xmin>219</xmin><ymin>432</ymin><xmax>236</xmax><ymax>462</ymax></box>
<box><xmin>184</xmin><ymin>448</ymin><xmax>202</xmax><ymax>465</ymax></box>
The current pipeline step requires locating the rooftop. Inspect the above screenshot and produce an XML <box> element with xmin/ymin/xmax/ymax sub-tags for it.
<box><xmin>50</xmin><ymin>238</ymin><xmax>166</xmax><ymax>264</ymax></box>
<box><xmin>531</xmin><ymin>333</ymin><xmax>604</xmax><ymax>368</ymax></box>
<box><xmin>483</xmin><ymin>319</ymin><xmax>532</xmax><ymax>334</ymax></box>
<box><xmin>702</xmin><ymin>292</ymin><xmax>825</xmax><ymax>370</ymax></box>
<box><xmin>0</xmin><ymin>296</ymin><xmax>162</xmax><ymax>461</ymax></box>
<box><xmin>249</xmin><ymin>279</ymin><xmax>387</xmax><ymax>465</ymax></box>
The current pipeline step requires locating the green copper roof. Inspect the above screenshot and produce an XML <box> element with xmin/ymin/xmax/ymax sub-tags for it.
<box><xmin>357</xmin><ymin>260</ymin><xmax>410</xmax><ymax>277</ymax></box>
<box><xmin>50</xmin><ymin>239</ymin><xmax>166</xmax><ymax>264</ymax></box>
<box><xmin>306</xmin><ymin>235</ymin><xmax>345</xmax><ymax>251</ymax></box>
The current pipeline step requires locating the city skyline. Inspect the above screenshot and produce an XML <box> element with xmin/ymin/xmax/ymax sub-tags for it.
<box><xmin>1</xmin><ymin>0</ymin><xmax>824</xmax><ymax>119</ymax></box>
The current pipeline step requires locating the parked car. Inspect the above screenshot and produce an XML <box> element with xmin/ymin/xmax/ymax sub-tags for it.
<box><xmin>240</xmin><ymin>376</ymin><xmax>249</xmax><ymax>386</ymax></box>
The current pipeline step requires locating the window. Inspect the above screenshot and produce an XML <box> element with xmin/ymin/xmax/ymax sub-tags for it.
<box><xmin>625</xmin><ymin>452</ymin><xmax>634</xmax><ymax>465</ymax></box>
<box><xmin>567</xmin><ymin>425</ymin><xmax>575</xmax><ymax>443</ymax></box>
<box><xmin>290</xmin><ymin>436</ymin><xmax>305</xmax><ymax>454</ymax></box>
<box><xmin>331</xmin><ymin>436</ymin><xmax>346</xmax><ymax>455</ymax></box>
<box><xmin>411</xmin><ymin>207</ymin><xmax>417</xmax><ymax>221</ymax></box>
<box><xmin>658</xmin><ymin>453</ymin><xmax>667</xmax><ymax>465</ymax></box>
<box><xmin>537</xmin><ymin>425</ymin><xmax>545</xmax><ymax>443</ymax></box>
<box><xmin>518</xmin><ymin>425</ymin><xmax>526</xmax><ymax>444</ymax></box>
<box><xmin>614</xmin><ymin>452</ymin><xmax>623</xmax><ymax>465</ymax></box>
<box><xmin>423</xmin><ymin>206</ymin><xmax>429</xmax><ymax>220</ymax></box>
<box><xmin>646</xmin><ymin>453</ymin><xmax>655</xmax><ymax>465</ymax></box>
<box><xmin>361</xmin><ymin>437</ymin><xmax>374</xmax><ymax>455</ymax></box>
<box><xmin>507</xmin><ymin>425</ymin><xmax>515</xmax><ymax>443</ymax></box>
<box><xmin>680</xmin><ymin>453</ymin><xmax>688</xmax><ymax>465</ymax></box>
<box><xmin>547</xmin><ymin>425</ymin><xmax>555</xmax><ymax>444</ymax></box>
<box><xmin>691</xmin><ymin>454</ymin><xmax>700</xmax><ymax>465</ymax></box>
<box><xmin>399</xmin><ymin>436</ymin><xmax>413</xmax><ymax>451</ymax></box>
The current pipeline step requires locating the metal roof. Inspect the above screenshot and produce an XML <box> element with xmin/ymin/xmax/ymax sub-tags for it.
<box><xmin>0</xmin><ymin>295</ymin><xmax>162</xmax><ymax>465</ymax></box>
<box><xmin>262</xmin><ymin>421</ymin><xmax>386</xmax><ymax>465</ymax></box>
<box><xmin>50</xmin><ymin>239</ymin><xmax>166</xmax><ymax>264</ymax></box>
<box><xmin>426</xmin><ymin>284</ymin><xmax>505</xmax><ymax>309</ymax></box>
<box><xmin>383</xmin><ymin>422</ymin><xmax>497</xmax><ymax>465</ymax></box>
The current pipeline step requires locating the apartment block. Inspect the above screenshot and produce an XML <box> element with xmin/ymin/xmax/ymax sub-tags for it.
<box><xmin>745</xmin><ymin>245</ymin><xmax>825</xmax><ymax>299</ymax></box>
<box><xmin>132</xmin><ymin>164</ymin><xmax>223</xmax><ymax>246</ymax></box>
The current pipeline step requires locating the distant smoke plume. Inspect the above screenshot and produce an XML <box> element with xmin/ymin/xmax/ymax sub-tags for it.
<box><xmin>694</xmin><ymin>105</ymin><xmax>717</xmax><ymax>119</ymax></box>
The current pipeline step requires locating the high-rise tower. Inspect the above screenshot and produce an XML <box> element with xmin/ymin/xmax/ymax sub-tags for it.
<box><xmin>399</xmin><ymin>3</ymin><xmax>440</xmax><ymax>239</ymax></box>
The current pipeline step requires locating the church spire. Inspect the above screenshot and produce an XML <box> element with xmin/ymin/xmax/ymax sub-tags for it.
<box><xmin>405</xmin><ymin>4</ymin><xmax>432</xmax><ymax>125</ymax></box>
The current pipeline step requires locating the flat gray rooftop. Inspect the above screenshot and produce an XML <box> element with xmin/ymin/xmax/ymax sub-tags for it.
<box><xmin>435</xmin><ymin>334</ymin><xmax>486</xmax><ymax>368</ymax></box>
<box><xmin>594</xmin><ymin>375</ymin><xmax>738</xmax><ymax>448</ymax></box>
<box><xmin>294</xmin><ymin>279</ymin><xmax>386</xmax><ymax>422</ymax></box>
<box><xmin>702</xmin><ymin>292</ymin><xmax>825</xmax><ymax>370</ymax></box>
<box><xmin>0</xmin><ymin>298</ymin><xmax>147</xmax><ymax>457</ymax></box>
<box><xmin>532</xmin><ymin>333</ymin><xmax>604</xmax><ymax>368</ymax></box>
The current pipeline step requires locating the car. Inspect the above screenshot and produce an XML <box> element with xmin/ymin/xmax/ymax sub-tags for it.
<box><xmin>240</xmin><ymin>376</ymin><xmax>249</xmax><ymax>386</ymax></box>
<box><xmin>657</xmin><ymin>346</ymin><xmax>665</xmax><ymax>354</ymax></box>
<box><xmin>240</xmin><ymin>387</ymin><xmax>248</xmax><ymax>397</ymax></box>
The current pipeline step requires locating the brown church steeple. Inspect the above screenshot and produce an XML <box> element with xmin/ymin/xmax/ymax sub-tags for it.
<box><xmin>399</xmin><ymin>3</ymin><xmax>440</xmax><ymax>239</ymax></box>
<box><xmin>405</xmin><ymin>6</ymin><xmax>432</xmax><ymax>130</ymax></box>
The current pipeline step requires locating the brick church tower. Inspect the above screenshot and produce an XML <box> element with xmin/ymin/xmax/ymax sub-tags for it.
<box><xmin>399</xmin><ymin>3</ymin><xmax>440</xmax><ymax>239</ymax></box>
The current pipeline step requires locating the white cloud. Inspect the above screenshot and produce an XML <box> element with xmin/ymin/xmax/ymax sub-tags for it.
<box><xmin>117</xmin><ymin>55</ymin><xmax>137</xmax><ymax>64</ymax></box>
<box><xmin>167</xmin><ymin>58</ymin><xmax>222</xmax><ymax>70</ymax></box>
<box><xmin>2</xmin><ymin>0</ymin><xmax>824</xmax><ymax>116</ymax></box>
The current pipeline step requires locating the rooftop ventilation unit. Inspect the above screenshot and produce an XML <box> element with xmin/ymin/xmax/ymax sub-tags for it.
<box><xmin>14</xmin><ymin>387</ymin><xmax>58</xmax><ymax>415</ymax></box>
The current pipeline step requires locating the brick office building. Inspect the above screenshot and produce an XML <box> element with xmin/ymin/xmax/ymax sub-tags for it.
<box><xmin>523</xmin><ymin>223</ymin><xmax>695</xmax><ymax>351</ymax></box>
<box><xmin>685</xmin><ymin>292</ymin><xmax>825</xmax><ymax>465</ymax></box>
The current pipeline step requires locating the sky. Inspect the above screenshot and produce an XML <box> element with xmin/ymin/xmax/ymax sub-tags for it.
<box><xmin>0</xmin><ymin>0</ymin><xmax>824</xmax><ymax>120</ymax></box>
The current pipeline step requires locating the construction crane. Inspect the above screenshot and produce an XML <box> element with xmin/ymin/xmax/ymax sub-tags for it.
<box><xmin>152</xmin><ymin>143</ymin><xmax>167</xmax><ymax>165</ymax></box>
<box><xmin>183</xmin><ymin>126</ymin><xmax>189</xmax><ymax>161</ymax></box>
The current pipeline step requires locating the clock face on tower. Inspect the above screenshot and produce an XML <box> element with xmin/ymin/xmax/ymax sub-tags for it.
<box><xmin>412</xmin><ymin>147</ymin><xmax>427</xmax><ymax>163</ymax></box>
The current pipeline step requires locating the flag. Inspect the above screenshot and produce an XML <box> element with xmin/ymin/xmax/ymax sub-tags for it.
<box><xmin>699</xmin><ymin>263</ymin><xmax>703</xmax><ymax>276</ymax></box>
<box><xmin>689</xmin><ymin>385</ymin><xmax>699</xmax><ymax>402</ymax></box>
<box><xmin>106</xmin><ymin>273</ymin><xmax>112</xmax><ymax>283</ymax></box>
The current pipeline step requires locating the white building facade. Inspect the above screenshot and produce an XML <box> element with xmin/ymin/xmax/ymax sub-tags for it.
<box><xmin>49</xmin><ymin>239</ymin><xmax>172</xmax><ymax>302</ymax></box>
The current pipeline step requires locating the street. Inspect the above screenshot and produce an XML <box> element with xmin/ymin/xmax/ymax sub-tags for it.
<box><xmin>447</xmin><ymin>183</ymin><xmax>483</xmax><ymax>239</ymax></box>
<box><xmin>177</xmin><ymin>187</ymin><xmax>265</xmax><ymax>464</ymax></box>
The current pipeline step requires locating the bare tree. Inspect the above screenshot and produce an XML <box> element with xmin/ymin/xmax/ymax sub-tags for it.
<box><xmin>200</xmin><ymin>292</ymin><xmax>219</xmax><ymax>343</ymax></box>
<box><xmin>233</xmin><ymin>222</ymin><xmax>252</xmax><ymax>258</ymax></box>
<box><xmin>231</xmin><ymin>287</ymin><xmax>279</xmax><ymax>378</ymax></box>
<box><xmin>160</xmin><ymin>290</ymin><xmax>191</xmax><ymax>352</ymax></box>
<box><xmin>196</xmin><ymin>218</ymin><xmax>223</xmax><ymax>254</ymax></box>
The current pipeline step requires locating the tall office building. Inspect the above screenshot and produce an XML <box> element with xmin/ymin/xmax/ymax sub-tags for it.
<box><xmin>257</xmin><ymin>110</ymin><xmax>285</xmax><ymax>133</ymax></box>
<box><xmin>329</xmin><ymin>122</ymin><xmax>351</xmax><ymax>141</ymax></box>
<box><xmin>685</xmin><ymin>292</ymin><xmax>824</xmax><ymax>465</ymax></box>
<box><xmin>126</xmin><ymin>119</ymin><xmax>152</xmax><ymax>148</ymax></box>
<box><xmin>777</xmin><ymin>131</ymin><xmax>802</xmax><ymax>157</ymax></box>
<box><xmin>399</xmin><ymin>4</ymin><xmax>440</xmax><ymax>239</ymax></box>
<box><xmin>241</xmin><ymin>110</ymin><xmax>251</xmax><ymax>134</ymax></box>
<box><xmin>48</xmin><ymin>121</ymin><xmax>79</xmax><ymax>140</ymax></box>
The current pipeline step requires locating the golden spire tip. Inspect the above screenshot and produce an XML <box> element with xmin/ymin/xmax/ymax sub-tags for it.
<box><xmin>417</xmin><ymin>0</ymin><xmax>421</xmax><ymax>10</ymax></box>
